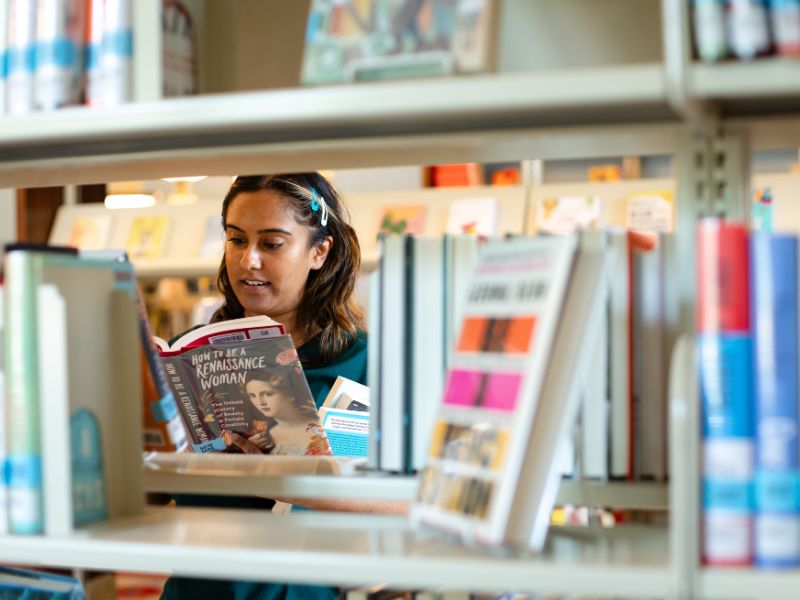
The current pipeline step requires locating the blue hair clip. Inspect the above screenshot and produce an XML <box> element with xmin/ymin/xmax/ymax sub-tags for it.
<box><xmin>310</xmin><ymin>187</ymin><xmax>328</xmax><ymax>227</ymax></box>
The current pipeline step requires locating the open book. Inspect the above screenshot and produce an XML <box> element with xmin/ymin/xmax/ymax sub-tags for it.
<box><xmin>153</xmin><ymin>315</ymin><xmax>285</xmax><ymax>355</ymax></box>
<box><xmin>156</xmin><ymin>317</ymin><xmax>331</xmax><ymax>456</ymax></box>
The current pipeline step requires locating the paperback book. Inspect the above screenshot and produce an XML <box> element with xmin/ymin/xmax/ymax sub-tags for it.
<box><xmin>411</xmin><ymin>234</ymin><xmax>580</xmax><ymax>547</ymax></box>
<box><xmin>156</xmin><ymin>318</ymin><xmax>332</xmax><ymax>456</ymax></box>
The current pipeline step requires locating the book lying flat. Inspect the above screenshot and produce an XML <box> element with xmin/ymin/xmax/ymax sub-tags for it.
<box><xmin>156</xmin><ymin>318</ymin><xmax>331</xmax><ymax>456</ymax></box>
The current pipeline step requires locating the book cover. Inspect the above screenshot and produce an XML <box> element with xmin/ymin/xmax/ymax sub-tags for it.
<box><xmin>301</xmin><ymin>0</ymin><xmax>495</xmax><ymax>85</ymax></box>
<box><xmin>750</xmin><ymin>232</ymin><xmax>800</xmax><ymax>567</ymax></box>
<box><xmin>411</xmin><ymin>235</ymin><xmax>577</xmax><ymax>546</ymax></box>
<box><xmin>320</xmin><ymin>375</ymin><xmax>370</xmax><ymax>458</ymax></box>
<box><xmin>67</xmin><ymin>214</ymin><xmax>112</xmax><ymax>250</ymax></box>
<box><xmin>624</xmin><ymin>190</ymin><xmax>674</xmax><ymax>233</ymax></box>
<box><xmin>445</xmin><ymin>197</ymin><xmax>498</xmax><ymax>237</ymax></box>
<box><xmin>160</xmin><ymin>329</ymin><xmax>331</xmax><ymax>456</ymax></box>
<box><xmin>126</xmin><ymin>215</ymin><xmax>170</xmax><ymax>260</ymax></box>
<box><xmin>377</xmin><ymin>204</ymin><xmax>426</xmax><ymax>237</ymax></box>
<box><xmin>696</xmin><ymin>219</ymin><xmax>754</xmax><ymax>566</ymax></box>
<box><xmin>536</xmin><ymin>195</ymin><xmax>601</xmax><ymax>235</ymax></box>
<box><xmin>0</xmin><ymin>565</ymin><xmax>85</xmax><ymax>599</ymax></box>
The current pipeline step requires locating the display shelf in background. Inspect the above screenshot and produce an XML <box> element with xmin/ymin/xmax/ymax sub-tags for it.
<box><xmin>0</xmin><ymin>508</ymin><xmax>670</xmax><ymax>598</ymax></box>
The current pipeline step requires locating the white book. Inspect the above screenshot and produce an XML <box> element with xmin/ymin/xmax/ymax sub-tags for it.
<box><xmin>410</xmin><ymin>236</ymin><xmax>445</xmax><ymax>472</ymax></box>
<box><xmin>6</xmin><ymin>0</ymin><xmax>36</xmax><ymax>115</ymax></box>
<box><xmin>0</xmin><ymin>0</ymin><xmax>8</xmax><ymax>115</ymax></box>
<box><xmin>412</xmin><ymin>235</ymin><xmax>578</xmax><ymax>547</ymax></box>
<box><xmin>607</xmin><ymin>231</ymin><xmax>631</xmax><ymax>479</ymax></box>
<box><xmin>634</xmin><ymin>243</ymin><xmax>667</xmax><ymax>481</ymax></box>
<box><xmin>365</xmin><ymin>270</ymin><xmax>382</xmax><ymax>471</ymax></box>
<box><xmin>98</xmin><ymin>0</ymin><xmax>131</xmax><ymax>106</ymax></box>
<box><xmin>0</xmin><ymin>285</ymin><xmax>7</xmax><ymax>535</ymax></box>
<box><xmin>377</xmin><ymin>235</ymin><xmax>407</xmax><ymax>472</ymax></box>
<box><xmin>37</xmin><ymin>283</ymin><xmax>72</xmax><ymax>536</ymax></box>
<box><xmin>85</xmin><ymin>0</ymin><xmax>104</xmax><ymax>106</ymax></box>
<box><xmin>33</xmin><ymin>0</ymin><xmax>85</xmax><ymax>111</ymax></box>
<box><xmin>37</xmin><ymin>264</ymin><xmax>144</xmax><ymax>534</ymax></box>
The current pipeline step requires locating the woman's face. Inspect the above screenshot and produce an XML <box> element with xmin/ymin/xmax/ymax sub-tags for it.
<box><xmin>246</xmin><ymin>378</ymin><xmax>293</xmax><ymax>420</ymax></box>
<box><xmin>224</xmin><ymin>189</ymin><xmax>330</xmax><ymax>326</ymax></box>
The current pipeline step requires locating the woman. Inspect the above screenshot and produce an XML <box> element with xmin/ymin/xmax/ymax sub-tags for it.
<box><xmin>229</xmin><ymin>368</ymin><xmax>329</xmax><ymax>456</ymax></box>
<box><xmin>161</xmin><ymin>172</ymin><xmax>405</xmax><ymax>600</ymax></box>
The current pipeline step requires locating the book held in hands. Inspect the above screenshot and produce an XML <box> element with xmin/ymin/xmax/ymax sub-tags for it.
<box><xmin>156</xmin><ymin>317</ymin><xmax>332</xmax><ymax>456</ymax></box>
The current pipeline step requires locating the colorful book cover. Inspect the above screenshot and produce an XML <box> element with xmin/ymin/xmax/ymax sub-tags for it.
<box><xmin>161</xmin><ymin>333</ymin><xmax>331</xmax><ymax>456</ymax></box>
<box><xmin>537</xmin><ymin>195</ymin><xmax>601</xmax><ymax>235</ymax></box>
<box><xmin>750</xmin><ymin>232</ymin><xmax>800</xmax><ymax>567</ymax></box>
<box><xmin>446</xmin><ymin>197</ymin><xmax>498</xmax><ymax>237</ymax></box>
<box><xmin>377</xmin><ymin>204</ymin><xmax>426</xmax><ymax>237</ymax></box>
<box><xmin>67</xmin><ymin>214</ymin><xmax>112</xmax><ymax>250</ymax></box>
<box><xmin>696</xmin><ymin>219</ymin><xmax>755</xmax><ymax>566</ymax></box>
<box><xmin>126</xmin><ymin>215</ymin><xmax>169</xmax><ymax>260</ymax></box>
<box><xmin>412</xmin><ymin>235</ymin><xmax>577</xmax><ymax>546</ymax></box>
<box><xmin>624</xmin><ymin>190</ymin><xmax>674</xmax><ymax>233</ymax></box>
<box><xmin>301</xmin><ymin>0</ymin><xmax>494</xmax><ymax>84</ymax></box>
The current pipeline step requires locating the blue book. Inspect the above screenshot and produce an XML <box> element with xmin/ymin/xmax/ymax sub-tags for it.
<box><xmin>698</xmin><ymin>332</ymin><xmax>755</xmax><ymax>565</ymax></box>
<box><xmin>751</xmin><ymin>233</ymin><xmax>800</xmax><ymax>568</ymax></box>
<box><xmin>0</xmin><ymin>566</ymin><xmax>84</xmax><ymax>599</ymax></box>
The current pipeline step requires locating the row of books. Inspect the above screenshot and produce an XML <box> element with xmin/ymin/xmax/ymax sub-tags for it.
<box><xmin>0</xmin><ymin>244</ymin><xmax>346</xmax><ymax>536</ymax></box>
<box><xmin>693</xmin><ymin>0</ymin><xmax>800</xmax><ymax>62</ymax></box>
<box><xmin>368</xmin><ymin>229</ymin><xmax>677</xmax><ymax>487</ymax></box>
<box><xmin>698</xmin><ymin>220</ymin><xmax>800</xmax><ymax>569</ymax></box>
<box><xmin>0</xmin><ymin>0</ymin><xmax>197</xmax><ymax>116</ymax></box>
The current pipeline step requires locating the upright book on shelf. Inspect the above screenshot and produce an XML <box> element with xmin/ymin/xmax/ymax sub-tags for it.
<box><xmin>697</xmin><ymin>219</ymin><xmax>754</xmax><ymax>566</ymax></box>
<box><xmin>3</xmin><ymin>246</ymin><xmax>144</xmax><ymax>536</ymax></box>
<box><xmin>750</xmin><ymin>232</ymin><xmax>800</xmax><ymax>567</ymax></box>
<box><xmin>411</xmin><ymin>234</ymin><xmax>586</xmax><ymax>547</ymax></box>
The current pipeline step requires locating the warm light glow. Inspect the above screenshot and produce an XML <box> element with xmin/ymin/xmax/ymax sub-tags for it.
<box><xmin>161</xmin><ymin>175</ymin><xmax>208</xmax><ymax>183</ymax></box>
<box><xmin>104</xmin><ymin>194</ymin><xmax>157</xmax><ymax>209</ymax></box>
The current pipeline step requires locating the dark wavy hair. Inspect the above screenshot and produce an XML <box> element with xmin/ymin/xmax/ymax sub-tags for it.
<box><xmin>211</xmin><ymin>173</ymin><xmax>364</xmax><ymax>363</ymax></box>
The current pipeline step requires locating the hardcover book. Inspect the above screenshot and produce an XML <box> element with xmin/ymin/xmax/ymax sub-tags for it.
<box><xmin>156</xmin><ymin>319</ymin><xmax>331</xmax><ymax>456</ymax></box>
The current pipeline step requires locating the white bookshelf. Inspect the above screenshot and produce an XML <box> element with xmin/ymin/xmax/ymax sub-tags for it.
<box><xmin>0</xmin><ymin>508</ymin><xmax>671</xmax><ymax>598</ymax></box>
<box><xmin>3</xmin><ymin>0</ymin><xmax>800</xmax><ymax>598</ymax></box>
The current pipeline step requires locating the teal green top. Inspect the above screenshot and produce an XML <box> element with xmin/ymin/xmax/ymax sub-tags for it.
<box><xmin>160</xmin><ymin>331</ymin><xmax>367</xmax><ymax>600</ymax></box>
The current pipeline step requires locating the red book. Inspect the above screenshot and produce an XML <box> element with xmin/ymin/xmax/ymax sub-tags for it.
<box><xmin>696</xmin><ymin>219</ymin><xmax>750</xmax><ymax>333</ymax></box>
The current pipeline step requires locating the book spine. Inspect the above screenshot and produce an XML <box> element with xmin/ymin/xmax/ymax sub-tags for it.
<box><xmin>33</xmin><ymin>0</ymin><xmax>85</xmax><ymax>111</ymax></box>
<box><xmin>98</xmin><ymin>0</ymin><xmax>131</xmax><ymax>106</ymax></box>
<box><xmin>0</xmin><ymin>286</ymin><xmax>7</xmax><ymax>535</ymax></box>
<box><xmin>770</xmin><ymin>0</ymin><xmax>800</xmax><ymax>55</ymax></box>
<box><xmin>0</xmin><ymin>0</ymin><xmax>8</xmax><ymax>116</ymax></box>
<box><xmin>3</xmin><ymin>250</ymin><xmax>44</xmax><ymax>534</ymax></box>
<box><xmin>751</xmin><ymin>233</ymin><xmax>800</xmax><ymax>567</ymax></box>
<box><xmin>693</xmin><ymin>0</ymin><xmax>729</xmax><ymax>62</ymax></box>
<box><xmin>727</xmin><ymin>0</ymin><xmax>772</xmax><ymax>59</ymax></box>
<box><xmin>84</xmin><ymin>0</ymin><xmax>104</xmax><ymax>106</ymax></box>
<box><xmin>697</xmin><ymin>219</ymin><xmax>754</xmax><ymax>566</ymax></box>
<box><xmin>134</xmin><ymin>287</ymin><xmax>189</xmax><ymax>453</ymax></box>
<box><xmin>6</xmin><ymin>0</ymin><xmax>36</xmax><ymax>115</ymax></box>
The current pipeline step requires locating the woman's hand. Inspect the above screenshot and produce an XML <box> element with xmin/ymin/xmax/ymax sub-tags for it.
<box><xmin>222</xmin><ymin>430</ymin><xmax>263</xmax><ymax>455</ymax></box>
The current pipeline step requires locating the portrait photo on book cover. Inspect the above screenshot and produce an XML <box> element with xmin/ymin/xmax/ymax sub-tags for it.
<box><xmin>164</xmin><ymin>335</ymin><xmax>331</xmax><ymax>456</ymax></box>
